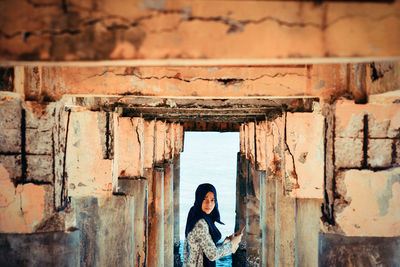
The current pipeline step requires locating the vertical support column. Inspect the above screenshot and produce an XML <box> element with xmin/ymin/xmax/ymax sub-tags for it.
<box><xmin>164</xmin><ymin>162</ymin><xmax>174</xmax><ymax>266</ymax></box>
<box><xmin>143</xmin><ymin>120</ymin><xmax>155</xmax><ymax>266</ymax></box>
<box><xmin>260</xmin><ymin>171</ymin><xmax>268</xmax><ymax>266</ymax></box>
<box><xmin>296</xmin><ymin>199</ymin><xmax>321</xmax><ymax>267</ymax></box>
<box><xmin>246</xmin><ymin>162</ymin><xmax>261</xmax><ymax>265</ymax></box>
<box><xmin>276</xmin><ymin>179</ymin><xmax>296</xmax><ymax>267</ymax></box>
<box><xmin>14</xmin><ymin>66</ymin><xmax>25</xmax><ymax>96</ymax></box>
<box><xmin>233</xmin><ymin>153</ymin><xmax>248</xmax><ymax>266</ymax></box>
<box><xmin>148</xmin><ymin>166</ymin><xmax>165</xmax><ymax>267</ymax></box>
<box><xmin>118</xmin><ymin>178</ymin><xmax>148</xmax><ymax>267</ymax></box>
<box><xmin>173</xmin><ymin>155</ymin><xmax>182</xmax><ymax>266</ymax></box>
<box><xmin>265</xmin><ymin>178</ymin><xmax>277</xmax><ymax>266</ymax></box>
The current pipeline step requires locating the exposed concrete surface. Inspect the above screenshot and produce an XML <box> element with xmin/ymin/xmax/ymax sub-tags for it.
<box><xmin>72</xmin><ymin>195</ymin><xmax>135</xmax><ymax>266</ymax></box>
<box><xmin>335</xmin><ymin>168</ymin><xmax>400</xmax><ymax>237</ymax></box>
<box><xmin>0</xmin><ymin>231</ymin><xmax>80</xmax><ymax>267</ymax></box>
<box><xmin>1</xmin><ymin>1</ymin><xmax>400</xmax><ymax>60</ymax></box>
<box><xmin>319</xmin><ymin>233</ymin><xmax>400</xmax><ymax>266</ymax></box>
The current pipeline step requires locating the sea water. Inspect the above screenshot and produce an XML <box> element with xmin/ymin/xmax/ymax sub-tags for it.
<box><xmin>180</xmin><ymin>132</ymin><xmax>239</xmax><ymax>266</ymax></box>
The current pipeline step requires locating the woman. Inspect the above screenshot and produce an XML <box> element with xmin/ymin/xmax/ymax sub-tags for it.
<box><xmin>183</xmin><ymin>183</ymin><xmax>243</xmax><ymax>267</ymax></box>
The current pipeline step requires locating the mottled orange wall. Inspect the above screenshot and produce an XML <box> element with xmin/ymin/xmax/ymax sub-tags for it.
<box><xmin>1</xmin><ymin>0</ymin><xmax>400</xmax><ymax>60</ymax></box>
<box><xmin>14</xmin><ymin>62</ymin><xmax>400</xmax><ymax>103</ymax></box>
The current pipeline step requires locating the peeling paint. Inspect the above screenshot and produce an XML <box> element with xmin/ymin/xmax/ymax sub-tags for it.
<box><xmin>315</xmin><ymin>80</ymin><xmax>325</xmax><ymax>91</ymax></box>
<box><xmin>376</xmin><ymin>173</ymin><xmax>400</xmax><ymax>217</ymax></box>
<box><xmin>140</xmin><ymin>0</ymin><xmax>166</xmax><ymax>11</ymax></box>
<box><xmin>207</xmin><ymin>67</ymin><xmax>220</xmax><ymax>74</ymax></box>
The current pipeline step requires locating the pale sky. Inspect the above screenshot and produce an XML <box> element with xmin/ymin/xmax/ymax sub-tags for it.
<box><xmin>180</xmin><ymin>131</ymin><xmax>240</xmax><ymax>241</ymax></box>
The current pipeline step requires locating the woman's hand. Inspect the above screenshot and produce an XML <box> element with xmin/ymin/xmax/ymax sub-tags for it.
<box><xmin>222</xmin><ymin>235</ymin><xmax>232</xmax><ymax>245</ymax></box>
<box><xmin>230</xmin><ymin>233</ymin><xmax>243</xmax><ymax>253</ymax></box>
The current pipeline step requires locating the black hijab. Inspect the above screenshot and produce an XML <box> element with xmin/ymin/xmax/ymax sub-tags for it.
<box><xmin>185</xmin><ymin>183</ymin><xmax>224</xmax><ymax>267</ymax></box>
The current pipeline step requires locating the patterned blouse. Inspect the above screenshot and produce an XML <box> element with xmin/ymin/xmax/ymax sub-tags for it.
<box><xmin>183</xmin><ymin>218</ymin><xmax>233</xmax><ymax>266</ymax></box>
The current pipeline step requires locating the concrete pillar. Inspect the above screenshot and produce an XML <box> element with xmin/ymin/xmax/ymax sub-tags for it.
<box><xmin>276</xmin><ymin>179</ymin><xmax>296</xmax><ymax>267</ymax></box>
<box><xmin>246</xmin><ymin>161</ymin><xmax>261</xmax><ymax>265</ymax></box>
<box><xmin>73</xmin><ymin>195</ymin><xmax>135</xmax><ymax>266</ymax></box>
<box><xmin>173</xmin><ymin>155</ymin><xmax>182</xmax><ymax>266</ymax></box>
<box><xmin>233</xmin><ymin>153</ymin><xmax>247</xmax><ymax>266</ymax></box>
<box><xmin>164</xmin><ymin>162</ymin><xmax>174</xmax><ymax>266</ymax></box>
<box><xmin>264</xmin><ymin>178</ymin><xmax>277</xmax><ymax>266</ymax></box>
<box><xmin>118</xmin><ymin>178</ymin><xmax>148</xmax><ymax>267</ymax></box>
<box><xmin>260</xmin><ymin>171</ymin><xmax>267</xmax><ymax>266</ymax></box>
<box><xmin>296</xmin><ymin>199</ymin><xmax>321</xmax><ymax>267</ymax></box>
<box><xmin>148</xmin><ymin>166</ymin><xmax>164</xmax><ymax>267</ymax></box>
<box><xmin>0</xmin><ymin>232</ymin><xmax>80</xmax><ymax>266</ymax></box>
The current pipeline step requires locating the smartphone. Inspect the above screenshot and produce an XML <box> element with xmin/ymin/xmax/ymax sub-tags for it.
<box><xmin>235</xmin><ymin>224</ymin><xmax>245</xmax><ymax>236</ymax></box>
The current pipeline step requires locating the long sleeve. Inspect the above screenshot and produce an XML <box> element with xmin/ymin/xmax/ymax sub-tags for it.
<box><xmin>196</xmin><ymin>219</ymin><xmax>232</xmax><ymax>261</ymax></box>
<box><xmin>184</xmin><ymin>218</ymin><xmax>232</xmax><ymax>266</ymax></box>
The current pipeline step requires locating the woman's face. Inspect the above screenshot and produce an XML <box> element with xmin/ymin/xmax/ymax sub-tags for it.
<box><xmin>202</xmin><ymin>191</ymin><xmax>215</xmax><ymax>214</ymax></box>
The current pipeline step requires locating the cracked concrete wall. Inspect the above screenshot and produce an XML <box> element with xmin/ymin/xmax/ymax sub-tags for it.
<box><xmin>236</xmin><ymin>91</ymin><xmax>400</xmax><ymax>265</ymax></box>
<box><xmin>236</xmin><ymin>111</ymin><xmax>323</xmax><ymax>266</ymax></box>
<box><xmin>316</xmin><ymin>93</ymin><xmax>400</xmax><ymax>266</ymax></box>
<box><xmin>0</xmin><ymin>89</ymin><xmax>185</xmax><ymax>266</ymax></box>
<box><xmin>330</xmin><ymin>97</ymin><xmax>400</xmax><ymax>237</ymax></box>
<box><xmin>0</xmin><ymin>92</ymin><xmax>72</xmax><ymax>234</ymax></box>
<box><xmin>0</xmin><ymin>58</ymin><xmax>399</xmax><ymax>266</ymax></box>
<box><xmin>0</xmin><ymin>0</ymin><xmax>400</xmax><ymax>60</ymax></box>
<box><xmin>240</xmin><ymin>109</ymin><xmax>324</xmax><ymax>199</ymax></box>
<box><xmin>6</xmin><ymin>62</ymin><xmax>399</xmax><ymax>104</ymax></box>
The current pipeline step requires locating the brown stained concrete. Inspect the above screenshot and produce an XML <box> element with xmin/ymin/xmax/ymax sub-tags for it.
<box><xmin>0</xmin><ymin>164</ymin><xmax>45</xmax><ymax>233</ymax></box>
<box><xmin>65</xmin><ymin>110</ymin><xmax>113</xmax><ymax>197</ymax></box>
<box><xmin>335</xmin><ymin>99</ymin><xmax>400</xmax><ymax>137</ymax></box>
<box><xmin>1</xmin><ymin>1</ymin><xmax>400</xmax><ymax>60</ymax></box>
<box><xmin>319</xmin><ymin>233</ymin><xmax>400</xmax><ymax>266</ymax></box>
<box><xmin>21</xmin><ymin>66</ymin><xmax>309</xmax><ymax>99</ymax></box>
<box><xmin>116</xmin><ymin>117</ymin><xmax>143</xmax><ymax>178</ymax></box>
<box><xmin>285</xmin><ymin>111</ymin><xmax>324</xmax><ymax>199</ymax></box>
<box><xmin>11</xmin><ymin>62</ymin><xmax>399</xmax><ymax>105</ymax></box>
<box><xmin>335</xmin><ymin>168</ymin><xmax>400</xmax><ymax>237</ymax></box>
